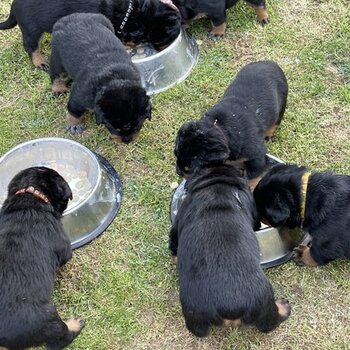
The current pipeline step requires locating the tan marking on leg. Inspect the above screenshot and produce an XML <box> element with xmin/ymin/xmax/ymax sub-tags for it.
<box><xmin>52</xmin><ymin>75</ymin><xmax>68</xmax><ymax>95</ymax></box>
<box><xmin>110</xmin><ymin>134</ymin><xmax>124</xmax><ymax>144</ymax></box>
<box><xmin>294</xmin><ymin>245</ymin><xmax>319</xmax><ymax>267</ymax></box>
<box><xmin>254</xmin><ymin>6</ymin><xmax>269</xmax><ymax>24</ymax></box>
<box><xmin>211</xmin><ymin>22</ymin><xmax>226</xmax><ymax>36</ymax></box>
<box><xmin>31</xmin><ymin>48</ymin><xmax>48</xmax><ymax>69</ymax></box>
<box><xmin>265</xmin><ymin>124</ymin><xmax>279</xmax><ymax>140</ymax></box>
<box><xmin>65</xmin><ymin>317</ymin><xmax>84</xmax><ymax>332</ymax></box>
<box><xmin>275</xmin><ymin>298</ymin><xmax>291</xmax><ymax>319</ymax></box>
<box><xmin>223</xmin><ymin>318</ymin><xmax>241</xmax><ymax>327</ymax></box>
<box><xmin>66</xmin><ymin>113</ymin><xmax>83</xmax><ymax>126</ymax></box>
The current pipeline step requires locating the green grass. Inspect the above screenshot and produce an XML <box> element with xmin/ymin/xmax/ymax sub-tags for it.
<box><xmin>1</xmin><ymin>0</ymin><xmax>350</xmax><ymax>349</ymax></box>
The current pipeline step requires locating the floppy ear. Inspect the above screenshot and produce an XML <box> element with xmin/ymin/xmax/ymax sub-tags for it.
<box><xmin>265</xmin><ymin>204</ymin><xmax>290</xmax><ymax>227</ymax></box>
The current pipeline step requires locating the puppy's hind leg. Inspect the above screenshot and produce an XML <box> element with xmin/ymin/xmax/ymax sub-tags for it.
<box><xmin>253</xmin><ymin>297</ymin><xmax>291</xmax><ymax>333</ymax></box>
<box><xmin>50</xmin><ymin>49</ymin><xmax>68</xmax><ymax>95</ymax></box>
<box><xmin>21</xmin><ymin>29</ymin><xmax>48</xmax><ymax>70</ymax></box>
<box><xmin>45</xmin><ymin>316</ymin><xmax>85</xmax><ymax>350</ymax></box>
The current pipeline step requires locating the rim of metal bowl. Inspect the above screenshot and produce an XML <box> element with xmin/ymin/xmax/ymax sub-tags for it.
<box><xmin>131</xmin><ymin>26</ymin><xmax>188</xmax><ymax>64</ymax></box>
<box><xmin>71</xmin><ymin>152</ymin><xmax>122</xmax><ymax>250</ymax></box>
<box><xmin>0</xmin><ymin>137</ymin><xmax>102</xmax><ymax>215</ymax></box>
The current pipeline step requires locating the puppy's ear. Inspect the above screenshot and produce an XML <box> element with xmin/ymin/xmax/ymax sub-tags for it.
<box><xmin>266</xmin><ymin>206</ymin><xmax>290</xmax><ymax>227</ymax></box>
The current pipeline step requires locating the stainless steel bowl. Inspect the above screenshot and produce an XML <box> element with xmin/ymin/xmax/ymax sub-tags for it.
<box><xmin>170</xmin><ymin>155</ymin><xmax>307</xmax><ymax>268</ymax></box>
<box><xmin>131</xmin><ymin>26</ymin><xmax>199</xmax><ymax>94</ymax></box>
<box><xmin>0</xmin><ymin>138</ymin><xmax>122</xmax><ymax>249</ymax></box>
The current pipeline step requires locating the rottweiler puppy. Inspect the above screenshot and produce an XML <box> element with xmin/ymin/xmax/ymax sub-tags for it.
<box><xmin>0</xmin><ymin>0</ymin><xmax>181</xmax><ymax>69</ymax></box>
<box><xmin>254</xmin><ymin>163</ymin><xmax>350</xmax><ymax>267</ymax></box>
<box><xmin>169</xmin><ymin>164</ymin><xmax>291</xmax><ymax>337</ymax></box>
<box><xmin>0</xmin><ymin>167</ymin><xmax>84</xmax><ymax>349</ymax></box>
<box><xmin>174</xmin><ymin>60</ymin><xmax>288</xmax><ymax>187</ymax></box>
<box><xmin>49</xmin><ymin>13</ymin><xmax>151</xmax><ymax>142</ymax></box>
<box><xmin>172</xmin><ymin>0</ymin><xmax>269</xmax><ymax>38</ymax></box>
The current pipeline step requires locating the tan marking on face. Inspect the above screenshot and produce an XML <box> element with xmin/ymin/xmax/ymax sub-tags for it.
<box><xmin>66</xmin><ymin>113</ymin><xmax>83</xmax><ymax>126</ymax></box>
<box><xmin>223</xmin><ymin>318</ymin><xmax>241</xmax><ymax>327</ymax></box>
<box><xmin>265</xmin><ymin>124</ymin><xmax>279</xmax><ymax>140</ymax></box>
<box><xmin>254</xmin><ymin>6</ymin><xmax>269</xmax><ymax>23</ymax></box>
<box><xmin>125</xmin><ymin>41</ymin><xmax>138</xmax><ymax>47</ymax></box>
<box><xmin>52</xmin><ymin>75</ymin><xmax>67</xmax><ymax>94</ymax></box>
<box><xmin>276</xmin><ymin>299</ymin><xmax>291</xmax><ymax>318</ymax></box>
<box><xmin>211</xmin><ymin>22</ymin><xmax>226</xmax><ymax>36</ymax></box>
<box><xmin>295</xmin><ymin>245</ymin><xmax>319</xmax><ymax>267</ymax></box>
<box><xmin>65</xmin><ymin>317</ymin><xmax>84</xmax><ymax>332</ymax></box>
<box><xmin>31</xmin><ymin>48</ymin><xmax>48</xmax><ymax>68</ymax></box>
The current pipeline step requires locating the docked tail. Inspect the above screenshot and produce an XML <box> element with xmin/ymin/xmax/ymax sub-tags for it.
<box><xmin>0</xmin><ymin>10</ymin><xmax>17</xmax><ymax>30</ymax></box>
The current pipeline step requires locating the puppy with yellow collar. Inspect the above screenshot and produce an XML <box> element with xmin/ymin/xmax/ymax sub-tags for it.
<box><xmin>254</xmin><ymin>163</ymin><xmax>350</xmax><ymax>267</ymax></box>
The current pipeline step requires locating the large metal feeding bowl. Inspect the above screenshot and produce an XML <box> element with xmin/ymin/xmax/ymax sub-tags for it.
<box><xmin>0</xmin><ymin>138</ymin><xmax>122</xmax><ymax>249</ymax></box>
<box><xmin>131</xmin><ymin>26</ymin><xmax>199</xmax><ymax>94</ymax></box>
<box><xmin>170</xmin><ymin>155</ymin><xmax>307</xmax><ymax>268</ymax></box>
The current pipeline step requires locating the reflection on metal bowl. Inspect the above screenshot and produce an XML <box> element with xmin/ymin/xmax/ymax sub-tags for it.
<box><xmin>0</xmin><ymin>138</ymin><xmax>122</xmax><ymax>249</ymax></box>
<box><xmin>131</xmin><ymin>26</ymin><xmax>199</xmax><ymax>95</ymax></box>
<box><xmin>169</xmin><ymin>154</ymin><xmax>307</xmax><ymax>268</ymax></box>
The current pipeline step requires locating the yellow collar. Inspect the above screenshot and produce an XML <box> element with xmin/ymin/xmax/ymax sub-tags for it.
<box><xmin>300</xmin><ymin>171</ymin><xmax>311</xmax><ymax>220</ymax></box>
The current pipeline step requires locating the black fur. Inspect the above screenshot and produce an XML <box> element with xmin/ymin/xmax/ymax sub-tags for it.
<box><xmin>50</xmin><ymin>13</ymin><xmax>151</xmax><ymax>142</ymax></box>
<box><xmin>254</xmin><ymin>163</ymin><xmax>350</xmax><ymax>266</ymax></box>
<box><xmin>169</xmin><ymin>164</ymin><xmax>291</xmax><ymax>337</ymax></box>
<box><xmin>173</xmin><ymin>0</ymin><xmax>268</xmax><ymax>35</ymax></box>
<box><xmin>0</xmin><ymin>0</ymin><xmax>181</xmax><ymax>66</ymax></box>
<box><xmin>0</xmin><ymin>167</ymin><xmax>84</xmax><ymax>349</ymax></box>
<box><xmin>174</xmin><ymin>61</ymin><xmax>288</xmax><ymax>179</ymax></box>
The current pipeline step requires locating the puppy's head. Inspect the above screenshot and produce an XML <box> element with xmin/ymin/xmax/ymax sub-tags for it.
<box><xmin>124</xmin><ymin>0</ymin><xmax>181</xmax><ymax>48</ymax></box>
<box><xmin>8</xmin><ymin>167</ymin><xmax>73</xmax><ymax>214</ymax></box>
<box><xmin>174</xmin><ymin>120</ymin><xmax>230</xmax><ymax>177</ymax></box>
<box><xmin>253</xmin><ymin>164</ymin><xmax>307</xmax><ymax>228</ymax></box>
<box><xmin>94</xmin><ymin>84</ymin><xmax>151</xmax><ymax>144</ymax></box>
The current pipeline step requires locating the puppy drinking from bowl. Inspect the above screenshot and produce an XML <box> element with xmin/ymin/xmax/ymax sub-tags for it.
<box><xmin>254</xmin><ymin>163</ymin><xmax>350</xmax><ymax>267</ymax></box>
<box><xmin>0</xmin><ymin>167</ymin><xmax>84</xmax><ymax>349</ymax></box>
<box><xmin>174</xmin><ymin>60</ymin><xmax>288</xmax><ymax>189</ymax></box>
<box><xmin>169</xmin><ymin>164</ymin><xmax>291</xmax><ymax>337</ymax></box>
<box><xmin>0</xmin><ymin>0</ymin><xmax>181</xmax><ymax>70</ymax></box>
<box><xmin>50</xmin><ymin>13</ymin><xmax>151</xmax><ymax>143</ymax></box>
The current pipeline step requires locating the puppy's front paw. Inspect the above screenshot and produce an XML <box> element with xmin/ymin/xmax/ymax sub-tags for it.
<box><xmin>275</xmin><ymin>298</ymin><xmax>291</xmax><ymax>320</ymax></box>
<box><xmin>293</xmin><ymin>244</ymin><xmax>318</xmax><ymax>267</ymax></box>
<box><xmin>66</xmin><ymin>124</ymin><xmax>86</xmax><ymax>134</ymax></box>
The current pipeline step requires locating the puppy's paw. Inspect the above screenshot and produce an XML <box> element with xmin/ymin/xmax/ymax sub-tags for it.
<box><xmin>207</xmin><ymin>32</ymin><xmax>224</xmax><ymax>41</ymax></box>
<box><xmin>257</xmin><ymin>17</ymin><xmax>269</xmax><ymax>26</ymax></box>
<box><xmin>66</xmin><ymin>124</ymin><xmax>86</xmax><ymax>134</ymax></box>
<box><xmin>275</xmin><ymin>298</ymin><xmax>291</xmax><ymax>320</ymax></box>
<box><xmin>65</xmin><ymin>316</ymin><xmax>85</xmax><ymax>335</ymax></box>
<box><xmin>293</xmin><ymin>245</ymin><xmax>318</xmax><ymax>267</ymax></box>
<box><xmin>39</xmin><ymin>62</ymin><xmax>50</xmax><ymax>72</ymax></box>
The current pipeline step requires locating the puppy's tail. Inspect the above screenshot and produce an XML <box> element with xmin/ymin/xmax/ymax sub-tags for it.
<box><xmin>0</xmin><ymin>9</ymin><xmax>17</xmax><ymax>30</ymax></box>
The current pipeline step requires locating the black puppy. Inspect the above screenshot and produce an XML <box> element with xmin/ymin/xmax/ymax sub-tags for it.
<box><xmin>254</xmin><ymin>163</ymin><xmax>350</xmax><ymax>267</ymax></box>
<box><xmin>49</xmin><ymin>13</ymin><xmax>151</xmax><ymax>142</ymax></box>
<box><xmin>0</xmin><ymin>0</ymin><xmax>181</xmax><ymax>69</ymax></box>
<box><xmin>0</xmin><ymin>167</ymin><xmax>84</xmax><ymax>349</ymax></box>
<box><xmin>173</xmin><ymin>0</ymin><xmax>269</xmax><ymax>38</ymax></box>
<box><xmin>169</xmin><ymin>164</ymin><xmax>291</xmax><ymax>337</ymax></box>
<box><xmin>174</xmin><ymin>61</ymin><xmax>288</xmax><ymax>186</ymax></box>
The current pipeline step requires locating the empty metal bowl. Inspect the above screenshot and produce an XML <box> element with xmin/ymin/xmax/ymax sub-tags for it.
<box><xmin>170</xmin><ymin>154</ymin><xmax>307</xmax><ymax>268</ymax></box>
<box><xmin>131</xmin><ymin>26</ymin><xmax>199</xmax><ymax>94</ymax></box>
<box><xmin>0</xmin><ymin>138</ymin><xmax>122</xmax><ymax>249</ymax></box>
